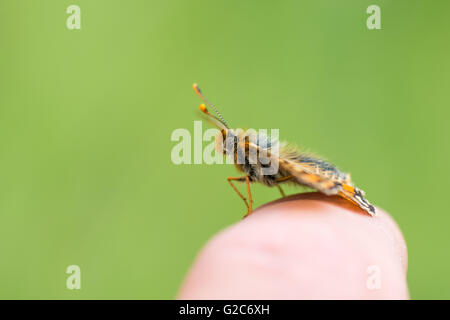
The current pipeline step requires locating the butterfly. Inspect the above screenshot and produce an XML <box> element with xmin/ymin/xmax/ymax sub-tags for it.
<box><xmin>193</xmin><ymin>83</ymin><xmax>375</xmax><ymax>218</ymax></box>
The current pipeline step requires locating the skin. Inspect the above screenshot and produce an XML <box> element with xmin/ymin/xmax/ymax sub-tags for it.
<box><xmin>178</xmin><ymin>192</ymin><xmax>409</xmax><ymax>299</ymax></box>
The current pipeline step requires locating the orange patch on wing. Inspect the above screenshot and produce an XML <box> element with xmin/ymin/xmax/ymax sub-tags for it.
<box><xmin>300</xmin><ymin>173</ymin><xmax>321</xmax><ymax>183</ymax></box>
<box><xmin>338</xmin><ymin>191</ymin><xmax>359</xmax><ymax>206</ymax></box>
<box><xmin>342</xmin><ymin>183</ymin><xmax>355</xmax><ymax>193</ymax></box>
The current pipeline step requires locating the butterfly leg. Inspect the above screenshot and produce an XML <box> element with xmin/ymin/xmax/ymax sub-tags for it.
<box><xmin>277</xmin><ymin>185</ymin><xmax>286</xmax><ymax>197</ymax></box>
<box><xmin>275</xmin><ymin>175</ymin><xmax>292</xmax><ymax>197</ymax></box>
<box><xmin>243</xmin><ymin>175</ymin><xmax>253</xmax><ymax>218</ymax></box>
<box><xmin>276</xmin><ymin>175</ymin><xmax>293</xmax><ymax>183</ymax></box>
<box><xmin>227</xmin><ymin>176</ymin><xmax>253</xmax><ymax>218</ymax></box>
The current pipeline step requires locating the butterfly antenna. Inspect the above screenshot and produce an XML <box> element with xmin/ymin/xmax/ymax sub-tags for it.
<box><xmin>193</xmin><ymin>83</ymin><xmax>229</xmax><ymax>129</ymax></box>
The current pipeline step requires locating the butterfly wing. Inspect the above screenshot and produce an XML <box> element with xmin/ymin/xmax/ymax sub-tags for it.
<box><xmin>338</xmin><ymin>184</ymin><xmax>376</xmax><ymax>216</ymax></box>
<box><xmin>279</xmin><ymin>152</ymin><xmax>376</xmax><ymax>216</ymax></box>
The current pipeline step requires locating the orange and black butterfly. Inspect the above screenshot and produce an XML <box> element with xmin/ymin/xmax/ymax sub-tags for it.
<box><xmin>193</xmin><ymin>83</ymin><xmax>375</xmax><ymax>218</ymax></box>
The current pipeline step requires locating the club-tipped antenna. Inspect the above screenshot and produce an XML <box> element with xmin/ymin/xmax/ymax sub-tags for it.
<box><xmin>193</xmin><ymin>83</ymin><xmax>229</xmax><ymax>129</ymax></box>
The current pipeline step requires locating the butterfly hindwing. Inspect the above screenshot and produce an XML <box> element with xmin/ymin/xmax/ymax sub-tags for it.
<box><xmin>279</xmin><ymin>155</ymin><xmax>376</xmax><ymax>216</ymax></box>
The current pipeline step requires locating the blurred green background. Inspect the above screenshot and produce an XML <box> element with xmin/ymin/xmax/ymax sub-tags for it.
<box><xmin>0</xmin><ymin>0</ymin><xmax>449</xmax><ymax>299</ymax></box>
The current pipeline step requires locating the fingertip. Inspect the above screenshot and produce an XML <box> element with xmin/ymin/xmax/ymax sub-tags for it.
<box><xmin>178</xmin><ymin>193</ymin><xmax>409</xmax><ymax>299</ymax></box>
